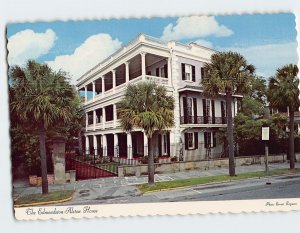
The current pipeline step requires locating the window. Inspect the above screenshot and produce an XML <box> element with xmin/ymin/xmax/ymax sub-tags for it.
<box><xmin>160</xmin><ymin>67</ymin><xmax>165</xmax><ymax>78</ymax></box>
<box><xmin>187</xmin><ymin>97</ymin><xmax>194</xmax><ymax>116</ymax></box>
<box><xmin>184</xmin><ymin>132</ymin><xmax>198</xmax><ymax>150</ymax></box>
<box><xmin>204</xmin><ymin>132</ymin><xmax>211</xmax><ymax>149</ymax></box>
<box><xmin>181</xmin><ymin>63</ymin><xmax>195</xmax><ymax>82</ymax></box>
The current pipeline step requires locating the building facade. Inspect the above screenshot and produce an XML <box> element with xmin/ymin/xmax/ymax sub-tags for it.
<box><xmin>76</xmin><ymin>34</ymin><xmax>239</xmax><ymax>162</ymax></box>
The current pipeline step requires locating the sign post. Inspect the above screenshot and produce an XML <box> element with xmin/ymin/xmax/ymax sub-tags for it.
<box><xmin>262</xmin><ymin>127</ymin><xmax>271</xmax><ymax>185</ymax></box>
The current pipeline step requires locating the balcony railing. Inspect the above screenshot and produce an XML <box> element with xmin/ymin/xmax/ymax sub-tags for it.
<box><xmin>180</xmin><ymin>116</ymin><xmax>227</xmax><ymax>125</ymax></box>
<box><xmin>145</xmin><ymin>75</ymin><xmax>169</xmax><ymax>85</ymax></box>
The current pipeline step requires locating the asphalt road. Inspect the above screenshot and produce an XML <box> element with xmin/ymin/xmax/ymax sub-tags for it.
<box><xmin>61</xmin><ymin>174</ymin><xmax>300</xmax><ymax>205</ymax></box>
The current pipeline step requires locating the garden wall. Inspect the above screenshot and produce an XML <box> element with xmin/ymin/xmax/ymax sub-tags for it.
<box><xmin>118</xmin><ymin>153</ymin><xmax>300</xmax><ymax>177</ymax></box>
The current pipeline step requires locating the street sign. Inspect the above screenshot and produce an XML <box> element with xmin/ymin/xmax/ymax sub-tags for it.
<box><xmin>262</xmin><ymin>127</ymin><xmax>269</xmax><ymax>141</ymax></box>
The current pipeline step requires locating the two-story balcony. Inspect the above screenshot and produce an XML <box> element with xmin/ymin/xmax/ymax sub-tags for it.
<box><xmin>180</xmin><ymin>115</ymin><xmax>227</xmax><ymax>125</ymax></box>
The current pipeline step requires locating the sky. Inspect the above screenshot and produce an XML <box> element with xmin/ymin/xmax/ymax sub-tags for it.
<box><xmin>6</xmin><ymin>13</ymin><xmax>298</xmax><ymax>84</ymax></box>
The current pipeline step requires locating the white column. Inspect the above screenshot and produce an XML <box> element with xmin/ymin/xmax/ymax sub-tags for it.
<box><xmin>85</xmin><ymin>112</ymin><xmax>88</xmax><ymax>131</ymax></box>
<box><xmin>127</xmin><ymin>133</ymin><xmax>133</xmax><ymax>159</ymax></box>
<box><xmin>102</xmin><ymin>134</ymin><xmax>107</xmax><ymax>157</ymax></box>
<box><xmin>125</xmin><ymin>61</ymin><xmax>130</xmax><ymax>83</ymax></box>
<box><xmin>84</xmin><ymin>86</ymin><xmax>87</xmax><ymax>103</ymax></box>
<box><xmin>141</xmin><ymin>52</ymin><xmax>146</xmax><ymax>80</ymax></box>
<box><xmin>93</xmin><ymin>110</ymin><xmax>96</xmax><ymax>130</ymax></box>
<box><xmin>113</xmin><ymin>104</ymin><xmax>117</xmax><ymax>128</ymax></box>
<box><xmin>167</xmin><ymin>57</ymin><xmax>172</xmax><ymax>85</ymax></box>
<box><xmin>101</xmin><ymin>76</ymin><xmax>105</xmax><ymax>96</ymax></box>
<box><xmin>112</xmin><ymin>70</ymin><xmax>116</xmax><ymax>93</ymax></box>
<box><xmin>92</xmin><ymin>81</ymin><xmax>95</xmax><ymax>99</ymax></box>
<box><xmin>234</xmin><ymin>98</ymin><xmax>238</xmax><ymax>116</ymax></box>
<box><xmin>114</xmin><ymin>133</ymin><xmax>119</xmax><ymax>157</ymax></box>
<box><xmin>85</xmin><ymin>135</ymin><xmax>90</xmax><ymax>154</ymax></box>
<box><xmin>143</xmin><ymin>131</ymin><xmax>148</xmax><ymax>156</ymax></box>
<box><xmin>93</xmin><ymin>135</ymin><xmax>98</xmax><ymax>156</ymax></box>
<box><xmin>102</xmin><ymin>107</ymin><xmax>106</xmax><ymax>129</ymax></box>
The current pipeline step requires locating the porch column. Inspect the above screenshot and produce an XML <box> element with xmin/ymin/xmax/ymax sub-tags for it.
<box><xmin>92</xmin><ymin>81</ymin><xmax>95</xmax><ymax>99</ymax></box>
<box><xmin>93</xmin><ymin>135</ymin><xmax>98</xmax><ymax>156</ymax></box>
<box><xmin>84</xmin><ymin>86</ymin><xmax>87</xmax><ymax>103</ymax></box>
<box><xmin>125</xmin><ymin>61</ymin><xmax>130</xmax><ymax>83</ymax></box>
<box><xmin>93</xmin><ymin>110</ymin><xmax>96</xmax><ymax>131</ymax></box>
<box><xmin>168</xmin><ymin>57</ymin><xmax>172</xmax><ymax>85</ymax></box>
<box><xmin>114</xmin><ymin>133</ymin><xmax>119</xmax><ymax>157</ymax></box>
<box><xmin>143</xmin><ymin>131</ymin><xmax>148</xmax><ymax>156</ymax></box>
<box><xmin>112</xmin><ymin>70</ymin><xmax>116</xmax><ymax>93</ymax></box>
<box><xmin>102</xmin><ymin>107</ymin><xmax>106</xmax><ymax>129</ymax></box>
<box><xmin>102</xmin><ymin>134</ymin><xmax>107</xmax><ymax>157</ymax></box>
<box><xmin>234</xmin><ymin>98</ymin><xmax>238</xmax><ymax>116</ymax></box>
<box><xmin>85</xmin><ymin>135</ymin><xmax>90</xmax><ymax>154</ymax></box>
<box><xmin>127</xmin><ymin>133</ymin><xmax>133</xmax><ymax>159</ymax></box>
<box><xmin>85</xmin><ymin>112</ymin><xmax>88</xmax><ymax>131</ymax></box>
<box><xmin>101</xmin><ymin>76</ymin><xmax>105</xmax><ymax>96</ymax></box>
<box><xmin>113</xmin><ymin>104</ymin><xmax>117</xmax><ymax>128</ymax></box>
<box><xmin>141</xmin><ymin>52</ymin><xmax>146</xmax><ymax>80</ymax></box>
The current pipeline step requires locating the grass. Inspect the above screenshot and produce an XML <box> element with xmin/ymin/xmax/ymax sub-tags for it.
<box><xmin>14</xmin><ymin>190</ymin><xmax>74</xmax><ymax>206</ymax></box>
<box><xmin>137</xmin><ymin>168</ymin><xmax>300</xmax><ymax>194</ymax></box>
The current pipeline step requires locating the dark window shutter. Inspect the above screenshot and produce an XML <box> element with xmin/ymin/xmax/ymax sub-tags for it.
<box><xmin>221</xmin><ymin>101</ymin><xmax>226</xmax><ymax>124</ymax></box>
<box><xmin>164</xmin><ymin>64</ymin><xmax>168</xmax><ymax>78</ymax></box>
<box><xmin>211</xmin><ymin>100</ymin><xmax>215</xmax><ymax>124</ymax></box>
<box><xmin>156</xmin><ymin>68</ymin><xmax>159</xmax><ymax>77</ymax></box>
<box><xmin>194</xmin><ymin>132</ymin><xmax>198</xmax><ymax>149</ymax></box>
<box><xmin>183</xmin><ymin>97</ymin><xmax>188</xmax><ymax>123</ymax></box>
<box><xmin>202</xmin><ymin>99</ymin><xmax>207</xmax><ymax>123</ymax></box>
<box><xmin>204</xmin><ymin>132</ymin><xmax>208</xmax><ymax>149</ymax></box>
<box><xmin>158</xmin><ymin>134</ymin><xmax>162</xmax><ymax>156</ymax></box>
<box><xmin>201</xmin><ymin>67</ymin><xmax>205</xmax><ymax>79</ymax></box>
<box><xmin>184</xmin><ymin>133</ymin><xmax>188</xmax><ymax>150</ymax></box>
<box><xmin>192</xmin><ymin>65</ymin><xmax>196</xmax><ymax>82</ymax></box>
<box><xmin>167</xmin><ymin>132</ymin><xmax>170</xmax><ymax>156</ymax></box>
<box><xmin>193</xmin><ymin>98</ymin><xmax>197</xmax><ymax>123</ymax></box>
<box><xmin>181</xmin><ymin>63</ymin><xmax>185</xmax><ymax>80</ymax></box>
<box><xmin>213</xmin><ymin>132</ymin><xmax>217</xmax><ymax>147</ymax></box>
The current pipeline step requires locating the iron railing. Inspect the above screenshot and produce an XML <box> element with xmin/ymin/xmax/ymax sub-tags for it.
<box><xmin>180</xmin><ymin>116</ymin><xmax>227</xmax><ymax>124</ymax></box>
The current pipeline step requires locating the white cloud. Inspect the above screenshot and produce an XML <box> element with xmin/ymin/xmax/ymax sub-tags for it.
<box><xmin>161</xmin><ymin>16</ymin><xmax>233</xmax><ymax>41</ymax></box>
<box><xmin>193</xmin><ymin>39</ymin><xmax>213</xmax><ymax>48</ymax></box>
<box><xmin>46</xmin><ymin>34</ymin><xmax>121</xmax><ymax>84</ymax></box>
<box><xmin>7</xmin><ymin>29</ymin><xmax>56</xmax><ymax>66</ymax></box>
<box><xmin>219</xmin><ymin>42</ymin><xmax>298</xmax><ymax>78</ymax></box>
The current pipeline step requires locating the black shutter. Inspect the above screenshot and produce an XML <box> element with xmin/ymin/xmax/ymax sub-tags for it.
<box><xmin>211</xmin><ymin>100</ymin><xmax>215</xmax><ymax>124</ymax></box>
<box><xmin>194</xmin><ymin>132</ymin><xmax>198</xmax><ymax>149</ymax></box>
<box><xmin>164</xmin><ymin>64</ymin><xmax>168</xmax><ymax>78</ymax></box>
<box><xmin>184</xmin><ymin>133</ymin><xmax>188</xmax><ymax>150</ymax></box>
<box><xmin>167</xmin><ymin>132</ymin><xmax>170</xmax><ymax>156</ymax></box>
<box><xmin>221</xmin><ymin>101</ymin><xmax>226</xmax><ymax>124</ymax></box>
<box><xmin>183</xmin><ymin>97</ymin><xmax>188</xmax><ymax>124</ymax></box>
<box><xmin>213</xmin><ymin>132</ymin><xmax>217</xmax><ymax>147</ymax></box>
<box><xmin>202</xmin><ymin>99</ymin><xmax>207</xmax><ymax>123</ymax></box>
<box><xmin>204</xmin><ymin>132</ymin><xmax>208</xmax><ymax>149</ymax></box>
<box><xmin>156</xmin><ymin>68</ymin><xmax>159</xmax><ymax>77</ymax></box>
<box><xmin>201</xmin><ymin>67</ymin><xmax>205</xmax><ymax>79</ymax></box>
<box><xmin>193</xmin><ymin>98</ymin><xmax>197</xmax><ymax>123</ymax></box>
<box><xmin>158</xmin><ymin>134</ymin><xmax>162</xmax><ymax>156</ymax></box>
<box><xmin>181</xmin><ymin>63</ymin><xmax>185</xmax><ymax>80</ymax></box>
<box><xmin>192</xmin><ymin>65</ymin><xmax>196</xmax><ymax>82</ymax></box>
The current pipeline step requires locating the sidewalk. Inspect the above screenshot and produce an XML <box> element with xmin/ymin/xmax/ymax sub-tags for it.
<box><xmin>13</xmin><ymin>161</ymin><xmax>299</xmax><ymax>204</ymax></box>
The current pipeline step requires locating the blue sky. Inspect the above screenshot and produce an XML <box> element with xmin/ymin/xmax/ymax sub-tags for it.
<box><xmin>7</xmin><ymin>13</ymin><xmax>298</xmax><ymax>83</ymax></box>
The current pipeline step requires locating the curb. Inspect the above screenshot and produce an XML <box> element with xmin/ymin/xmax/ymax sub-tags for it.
<box><xmin>14</xmin><ymin>191</ymin><xmax>74</xmax><ymax>208</ymax></box>
<box><xmin>142</xmin><ymin>171</ymin><xmax>300</xmax><ymax>195</ymax></box>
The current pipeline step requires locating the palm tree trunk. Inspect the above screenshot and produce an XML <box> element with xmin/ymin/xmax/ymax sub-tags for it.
<box><xmin>38</xmin><ymin>121</ymin><xmax>48</xmax><ymax>194</ymax></box>
<box><xmin>148</xmin><ymin>137</ymin><xmax>155</xmax><ymax>184</ymax></box>
<box><xmin>226</xmin><ymin>92</ymin><xmax>236</xmax><ymax>176</ymax></box>
<box><xmin>289</xmin><ymin>110</ymin><xmax>295</xmax><ymax>169</ymax></box>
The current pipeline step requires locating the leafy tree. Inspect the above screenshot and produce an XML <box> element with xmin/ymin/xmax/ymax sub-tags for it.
<box><xmin>118</xmin><ymin>81</ymin><xmax>174</xmax><ymax>184</ymax></box>
<box><xmin>202</xmin><ymin>51</ymin><xmax>255</xmax><ymax>176</ymax></box>
<box><xmin>9</xmin><ymin>60</ymin><xmax>78</xmax><ymax>194</ymax></box>
<box><xmin>268</xmin><ymin>64</ymin><xmax>299</xmax><ymax>169</ymax></box>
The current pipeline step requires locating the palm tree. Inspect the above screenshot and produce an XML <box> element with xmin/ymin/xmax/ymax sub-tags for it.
<box><xmin>9</xmin><ymin>60</ymin><xmax>76</xmax><ymax>194</ymax></box>
<box><xmin>118</xmin><ymin>81</ymin><xmax>174</xmax><ymax>184</ymax></box>
<box><xmin>268</xmin><ymin>64</ymin><xmax>299</xmax><ymax>169</ymax></box>
<box><xmin>202</xmin><ymin>51</ymin><xmax>255</xmax><ymax>176</ymax></box>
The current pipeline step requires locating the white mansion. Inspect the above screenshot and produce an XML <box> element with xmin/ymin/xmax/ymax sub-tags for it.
<box><xmin>76</xmin><ymin>34</ymin><xmax>239</xmax><ymax>162</ymax></box>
